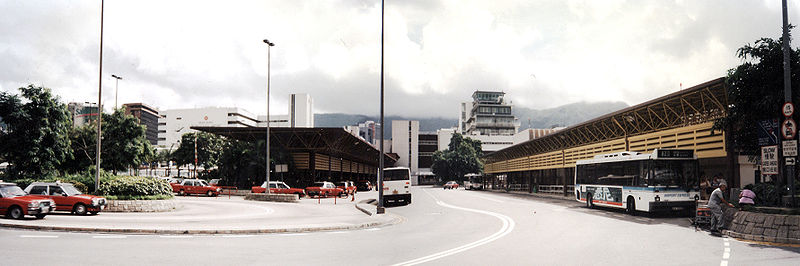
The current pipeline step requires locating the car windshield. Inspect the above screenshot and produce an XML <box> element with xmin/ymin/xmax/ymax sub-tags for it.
<box><xmin>198</xmin><ymin>180</ymin><xmax>209</xmax><ymax>186</ymax></box>
<box><xmin>312</xmin><ymin>182</ymin><xmax>325</xmax><ymax>187</ymax></box>
<box><xmin>62</xmin><ymin>184</ymin><xmax>82</xmax><ymax>196</ymax></box>
<box><xmin>0</xmin><ymin>185</ymin><xmax>26</xmax><ymax>197</ymax></box>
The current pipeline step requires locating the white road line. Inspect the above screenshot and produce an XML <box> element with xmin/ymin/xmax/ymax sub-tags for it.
<box><xmin>720</xmin><ymin>237</ymin><xmax>731</xmax><ymax>265</ymax></box>
<box><xmin>363</xmin><ymin>228</ymin><xmax>381</xmax><ymax>231</ymax></box>
<box><xmin>720</xmin><ymin>261</ymin><xmax>728</xmax><ymax>266</ymax></box>
<box><xmin>20</xmin><ymin>235</ymin><xmax>58</xmax><ymax>238</ymax></box>
<box><xmin>724</xmin><ymin>242</ymin><xmax>729</xmax><ymax>247</ymax></box>
<box><xmin>722</xmin><ymin>248</ymin><xmax>730</xmax><ymax>259</ymax></box>
<box><xmin>393</xmin><ymin>190</ymin><xmax>515</xmax><ymax>266</ymax></box>
<box><xmin>326</xmin><ymin>231</ymin><xmax>349</xmax><ymax>234</ymax></box>
<box><xmin>92</xmin><ymin>235</ymin><xmax>127</xmax><ymax>239</ymax></box>
<box><xmin>221</xmin><ymin>235</ymin><xmax>255</xmax><ymax>238</ymax></box>
<box><xmin>280</xmin><ymin>233</ymin><xmax>308</xmax><ymax>236</ymax></box>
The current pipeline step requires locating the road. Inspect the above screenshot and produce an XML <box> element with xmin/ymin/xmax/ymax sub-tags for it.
<box><xmin>1</xmin><ymin>186</ymin><xmax>798</xmax><ymax>265</ymax></box>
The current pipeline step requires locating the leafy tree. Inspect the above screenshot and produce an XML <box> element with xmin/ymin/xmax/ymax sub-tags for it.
<box><xmin>171</xmin><ymin>132</ymin><xmax>224</xmax><ymax>171</ymax></box>
<box><xmin>0</xmin><ymin>85</ymin><xmax>72</xmax><ymax>178</ymax></box>
<box><xmin>714</xmin><ymin>36</ymin><xmax>800</xmax><ymax>155</ymax></box>
<box><xmin>98</xmin><ymin>109</ymin><xmax>154</xmax><ymax>174</ymax></box>
<box><xmin>431</xmin><ymin>133</ymin><xmax>483</xmax><ymax>183</ymax></box>
<box><xmin>63</xmin><ymin>124</ymin><xmax>98</xmax><ymax>174</ymax></box>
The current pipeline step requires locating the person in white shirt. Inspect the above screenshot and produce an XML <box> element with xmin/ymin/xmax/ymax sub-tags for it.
<box><xmin>708</xmin><ymin>181</ymin><xmax>734</xmax><ymax>235</ymax></box>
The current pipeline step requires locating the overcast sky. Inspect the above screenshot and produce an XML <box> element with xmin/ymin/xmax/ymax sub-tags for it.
<box><xmin>1</xmin><ymin>0</ymin><xmax>798</xmax><ymax>118</ymax></box>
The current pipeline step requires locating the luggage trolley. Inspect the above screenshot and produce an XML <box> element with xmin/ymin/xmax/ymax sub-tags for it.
<box><xmin>692</xmin><ymin>200</ymin><xmax>711</xmax><ymax>230</ymax></box>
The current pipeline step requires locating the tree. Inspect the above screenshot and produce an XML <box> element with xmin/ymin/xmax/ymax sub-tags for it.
<box><xmin>171</xmin><ymin>132</ymin><xmax>224</xmax><ymax>172</ymax></box>
<box><xmin>62</xmin><ymin>124</ymin><xmax>97</xmax><ymax>174</ymax></box>
<box><xmin>431</xmin><ymin>133</ymin><xmax>483</xmax><ymax>183</ymax></box>
<box><xmin>714</xmin><ymin>36</ymin><xmax>800</xmax><ymax>156</ymax></box>
<box><xmin>96</xmin><ymin>109</ymin><xmax>154</xmax><ymax>174</ymax></box>
<box><xmin>0</xmin><ymin>85</ymin><xmax>72</xmax><ymax>178</ymax></box>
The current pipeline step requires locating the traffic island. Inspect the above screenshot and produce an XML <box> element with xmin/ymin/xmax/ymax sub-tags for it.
<box><xmin>726</xmin><ymin>211</ymin><xmax>800</xmax><ymax>245</ymax></box>
<box><xmin>244</xmin><ymin>193</ymin><xmax>298</xmax><ymax>202</ymax></box>
<box><xmin>105</xmin><ymin>199</ymin><xmax>182</xmax><ymax>212</ymax></box>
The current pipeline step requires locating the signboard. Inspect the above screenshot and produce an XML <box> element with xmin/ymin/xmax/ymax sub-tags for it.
<box><xmin>761</xmin><ymin>145</ymin><xmax>779</xmax><ymax>175</ymax></box>
<box><xmin>758</xmin><ymin>119</ymin><xmax>780</xmax><ymax>146</ymax></box>
<box><xmin>784</xmin><ymin>102</ymin><xmax>795</xmax><ymax>117</ymax></box>
<box><xmin>783</xmin><ymin>140</ymin><xmax>798</xmax><ymax>157</ymax></box>
<box><xmin>657</xmin><ymin>149</ymin><xmax>694</xmax><ymax>159</ymax></box>
<box><xmin>783</xmin><ymin>119</ymin><xmax>797</xmax><ymax>139</ymax></box>
<box><xmin>787</xmin><ymin>157</ymin><xmax>796</xmax><ymax>166</ymax></box>
<box><xmin>275</xmin><ymin>164</ymin><xmax>288</xmax><ymax>173</ymax></box>
<box><xmin>585</xmin><ymin>186</ymin><xmax>622</xmax><ymax>206</ymax></box>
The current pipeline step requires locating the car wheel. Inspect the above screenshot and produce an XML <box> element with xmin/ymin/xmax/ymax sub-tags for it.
<box><xmin>179</xmin><ymin>190</ymin><xmax>186</xmax><ymax>196</ymax></box>
<box><xmin>74</xmin><ymin>203</ymin><xmax>88</xmax><ymax>215</ymax></box>
<box><xmin>626</xmin><ymin>197</ymin><xmax>636</xmax><ymax>216</ymax></box>
<box><xmin>8</xmin><ymin>206</ymin><xmax>24</xmax><ymax>220</ymax></box>
<box><xmin>207</xmin><ymin>190</ymin><xmax>214</xmax><ymax>197</ymax></box>
<box><xmin>35</xmin><ymin>214</ymin><xmax>46</xmax><ymax>219</ymax></box>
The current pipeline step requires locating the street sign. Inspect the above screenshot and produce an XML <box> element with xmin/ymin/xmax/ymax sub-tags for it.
<box><xmin>784</xmin><ymin>102</ymin><xmax>795</xmax><ymax>117</ymax></box>
<box><xmin>787</xmin><ymin>157</ymin><xmax>796</xmax><ymax>166</ymax></box>
<box><xmin>758</xmin><ymin>119</ymin><xmax>780</xmax><ymax>146</ymax></box>
<box><xmin>275</xmin><ymin>164</ymin><xmax>288</xmax><ymax>173</ymax></box>
<box><xmin>782</xmin><ymin>119</ymin><xmax>797</xmax><ymax>139</ymax></box>
<box><xmin>762</xmin><ymin>145</ymin><xmax>779</xmax><ymax>175</ymax></box>
<box><xmin>784</xmin><ymin>140</ymin><xmax>798</xmax><ymax>156</ymax></box>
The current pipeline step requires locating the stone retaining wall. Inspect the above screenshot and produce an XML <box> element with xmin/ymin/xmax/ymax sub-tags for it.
<box><xmin>727</xmin><ymin>211</ymin><xmax>800</xmax><ymax>244</ymax></box>
<box><xmin>105</xmin><ymin>199</ymin><xmax>182</xmax><ymax>212</ymax></box>
<box><xmin>244</xmin><ymin>193</ymin><xmax>298</xmax><ymax>202</ymax></box>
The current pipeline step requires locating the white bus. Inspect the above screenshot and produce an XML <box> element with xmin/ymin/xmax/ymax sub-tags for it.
<box><xmin>382</xmin><ymin>167</ymin><xmax>412</xmax><ymax>206</ymax></box>
<box><xmin>574</xmin><ymin>149</ymin><xmax>700</xmax><ymax>214</ymax></box>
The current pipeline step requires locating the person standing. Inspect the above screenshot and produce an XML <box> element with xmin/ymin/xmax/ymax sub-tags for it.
<box><xmin>708</xmin><ymin>181</ymin><xmax>734</xmax><ymax>236</ymax></box>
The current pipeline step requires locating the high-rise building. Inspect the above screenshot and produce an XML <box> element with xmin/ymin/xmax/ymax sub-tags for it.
<box><xmin>462</xmin><ymin>91</ymin><xmax>518</xmax><ymax>136</ymax></box>
<box><xmin>391</xmin><ymin>120</ymin><xmax>419</xmax><ymax>173</ymax></box>
<box><xmin>67</xmin><ymin>102</ymin><xmax>100</xmax><ymax>127</ymax></box>
<box><xmin>257</xmin><ymin>93</ymin><xmax>315</xmax><ymax>128</ymax></box>
<box><xmin>123</xmin><ymin>103</ymin><xmax>159</xmax><ymax>145</ymax></box>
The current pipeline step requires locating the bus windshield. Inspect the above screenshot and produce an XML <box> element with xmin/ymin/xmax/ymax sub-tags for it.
<box><xmin>646</xmin><ymin>160</ymin><xmax>698</xmax><ymax>187</ymax></box>
<box><xmin>384</xmin><ymin>169</ymin><xmax>410</xmax><ymax>181</ymax></box>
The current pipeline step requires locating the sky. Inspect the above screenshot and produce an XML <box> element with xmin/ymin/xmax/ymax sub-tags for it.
<box><xmin>1</xmin><ymin>0</ymin><xmax>799</xmax><ymax>118</ymax></box>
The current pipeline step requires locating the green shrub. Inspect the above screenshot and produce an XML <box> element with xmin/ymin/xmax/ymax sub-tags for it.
<box><xmin>97</xmin><ymin>176</ymin><xmax>173</xmax><ymax>197</ymax></box>
<box><xmin>102</xmin><ymin>194</ymin><xmax>173</xmax><ymax>200</ymax></box>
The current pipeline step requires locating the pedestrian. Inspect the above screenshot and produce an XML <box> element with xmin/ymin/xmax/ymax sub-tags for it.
<box><xmin>738</xmin><ymin>184</ymin><xmax>756</xmax><ymax>210</ymax></box>
<box><xmin>708</xmin><ymin>181</ymin><xmax>734</xmax><ymax>236</ymax></box>
<box><xmin>699</xmin><ymin>173</ymin><xmax>711</xmax><ymax>199</ymax></box>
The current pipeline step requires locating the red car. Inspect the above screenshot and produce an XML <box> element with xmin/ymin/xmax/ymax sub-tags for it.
<box><xmin>171</xmin><ymin>179</ymin><xmax>221</xmax><ymax>196</ymax></box>
<box><xmin>0</xmin><ymin>182</ymin><xmax>55</xmax><ymax>219</ymax></box>
<box><xmin>444</xmin><ymin>181</ymin><xmax>459</xmax><ymax>189</ymax></box>
<box><xmin>251</xmin><ymin>181</ymin><xmax>306</xmax><ymax>196</ymax></box>
<box><xmin>24</xmin><ymin>182</ymin><xmax>107</xmax><ymax>215</ymax></box>
<box><xmin>305</xmin><ymin>181</ymin><xmax>344</xmax><ymax>198</ymax></box>
<box><xmin>336</xmin><ymin>181</ymin><xmax>357</xmax><ymax>196</ymax></box>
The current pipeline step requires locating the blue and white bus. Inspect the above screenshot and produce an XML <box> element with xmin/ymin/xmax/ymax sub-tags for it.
<box><xmin>574</xmin><ymin>149</ymin><xmax>700</xmax><ymax>214</ymax></box>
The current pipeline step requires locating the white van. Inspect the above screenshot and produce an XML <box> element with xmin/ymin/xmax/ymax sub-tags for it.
<box><xmin>382</xmin><ymin>167</ymin><xmax>411</xmax><ymax>206</ymax></box>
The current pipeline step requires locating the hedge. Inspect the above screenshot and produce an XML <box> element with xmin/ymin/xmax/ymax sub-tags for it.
<box><xmin>97</xmin><ymin>176</ymin><xmax>173</xmax><ymax>198</ymax></box>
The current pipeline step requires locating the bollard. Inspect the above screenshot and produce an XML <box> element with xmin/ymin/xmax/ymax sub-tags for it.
<box><xmin>351</xmin><ymin>191</ymin><xmax>355</xmax><ymax>202</ymax></box>
<box><xmin>318</xmin><ymin>194</ymin><xmax>321</xmax><ymax>204</ymax></box>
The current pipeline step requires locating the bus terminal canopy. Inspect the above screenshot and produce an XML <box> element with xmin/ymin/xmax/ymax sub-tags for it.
<box><xmin>191</xmin><ymin>126</ymin><xmax>397</xmax><ymax>167</ymax></box>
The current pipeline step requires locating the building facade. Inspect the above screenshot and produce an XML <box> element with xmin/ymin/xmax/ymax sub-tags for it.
<box><xmin>257</xmin><ymin>93</ymin><xmax>315</xmax><ymax>128</ymax></box>
<box><xmin>123</xmin><ymin>103</ymin><xmax>160</xmax><ymax>145</ymax></box>
<box><xmin>157</xmin><ymin>107</ymin><xmax>259</xmax><ymax>150</ymax></box>
<box><xmin>391</xmin><ymin>120</ymin><xmax>419</xmax><ymax>174</ymax></box>
<box><xmin>462</xmin><ymin>91</ymin><xmax>518</xmax><ymax>136</ymax></box>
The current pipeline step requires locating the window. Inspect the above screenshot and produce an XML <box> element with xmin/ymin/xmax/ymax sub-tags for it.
<box><xmin>30</xmin><ymin>186</ymin><xmax>47</xmax><ymax>195</ymax></box>
<box><xmin>49</xmin><ymin>186</ymin><xmax>64</xmax><ymax>196</ymax></box>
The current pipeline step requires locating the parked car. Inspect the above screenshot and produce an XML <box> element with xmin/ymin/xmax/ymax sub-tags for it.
<box><xmin>24</xmin><ymin>182</ymin><xmax>107</xmax><ymax>215</ymax></box>
<box><xmin>305</xmin><ymin>181</ymin><xmax>344</xmax><ymax>198</ymax></box>
<box><xmin>251</xmin><ymin>181</ymin><xmax>306</xmax><ymax>196</ymax></box>
<box><xmin>444</xmin><ymin>181</ymin><xmax>459</xmax><ymax>189</ymax></box>
<box><xmin>171</xmin><ymin>179</ymin><xmax>221</xmax><ymax>196</ymax></box>
<box><xmin>355</xmin><ymin>180</ymin><xmax>372</xmax><ymax>191</ymax></box>
<box><xmin>336</xmin><ymin>181</ymin><xmax>357</xmax><ymax>196</ymax></box>
<box><xmin>0</xmin><ymin>182</ymin><xmax>55</xmax><ymax>219</ymax></box>
<box><xmin>209</xmin><ymin>179</ymin><xmax>222</xmax><ymax>186</ymax></box>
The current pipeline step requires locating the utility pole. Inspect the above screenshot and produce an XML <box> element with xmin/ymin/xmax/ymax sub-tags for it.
<box><xmin>95</xmin><ymin>0</ymin><xmax>105</xmax><ymax>192</ymax></box>
<box><xmin>377</xmin><ymin>0</ymin><xmax>386</xmax><ymax>214</ymax></box>
<box><xmin>781</xmin><ymin>0</ymin><xmax>796</xmax><ymax>207</ymax></box>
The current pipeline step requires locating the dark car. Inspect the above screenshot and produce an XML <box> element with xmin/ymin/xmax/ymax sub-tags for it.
<box><xmin>356</xmin><ymin>180</ymin><xmax>372</xmax><ymax>191</ymax></box>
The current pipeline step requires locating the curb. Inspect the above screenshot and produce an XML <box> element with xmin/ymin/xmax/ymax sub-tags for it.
<box><xmin>0</xmin><ymin>215</ymin><xmax>401</xmax><ymax>235</ymax></box>
<box><xmin>724</xmin><ymin>229</ymin><xmax>800</xmax><ymax>246</ymax></box>
<box><xmin>354</xmin><ymin>199</ymin><xmax>378</xmax><ymax>216</ymax></box>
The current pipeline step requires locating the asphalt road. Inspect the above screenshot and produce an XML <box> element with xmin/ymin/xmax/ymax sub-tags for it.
<box><xmin>1</xmin><ymin>186</ymin><xmax>798</xmax><ymax>265</ymax></box>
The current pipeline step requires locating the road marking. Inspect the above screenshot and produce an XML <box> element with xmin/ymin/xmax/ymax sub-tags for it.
<box><xmin>720</xmin><ymin>237</ymin><xmax>730</xmax><ymax>265</ymax></box>
<box><xmin>160</xmin><ymin>235</ymin><xmax>193</xmax><ymax>238</ymax></box>
<box><xmin>92</xmin><ymin>235</ymin><xmax>127</xmax><ymax>239</ymax></box>
<box><xmin>363</xmin><ymin>228</ymin><xmax>381</xmax><ymax>231</ymax></box>
<box><xmin>20</xmin><ymin>235</ymin><xmax>58</xmax><ymax>238</ymax></box>
<box><xmin>720</xmin><ymin>261</ymin><xmax>728</xmax><ymax>266</ymax></box>
<box><xmin>326</xmin><ymin>231</ymin><xmax>348</xmax><ymax>234</ymax></box>
<box><xmin>724</xmin><ymin>242</ymin><xmax>729</xmax><ymax>247</ymax></box>
<box><xmin>393</xmin><ymin>190</ymin><xmax>515</xmax><ymax>266</ymax></box>
<box><xmin>280</xmin><ymin>233</ymin><xmax>308</xmax><ymax>236</ymax></box>
<box><xmin>722</xmin><ymin>248</ymin><xmax>730</xmax><ymax>259</ymax></box>
<box><xmin>221</xmin><ymin>235</ymin><xmax>255</xmax><ymax>238</ymax></box>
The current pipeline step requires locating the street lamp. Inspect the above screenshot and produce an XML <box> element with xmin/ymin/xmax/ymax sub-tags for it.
<box><xmin>263</xmin><ymin>39</ymin><xmax>275</xmax><ymax>194</ymax></box>
<box><xmin>377</xmin><ymin>0</ymin><xmax>385</xmax><ymax>214</ymax></box>
<box><xmin>95</xmin><ymin>0</ymin><xmax>105</xmax><ymax>192</ymax></box>
<box><xmin>112</xmin><ymin>74</ymin><xmax>122</xmax><ymax>110</ymax></box>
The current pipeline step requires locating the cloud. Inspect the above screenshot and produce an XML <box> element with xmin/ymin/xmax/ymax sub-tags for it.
<box><xmin>1</xmin><ymin>0</ymin><xmax>799</xmax><ymax>119</ymax></box>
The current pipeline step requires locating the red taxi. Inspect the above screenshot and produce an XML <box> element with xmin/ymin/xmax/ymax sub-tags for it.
<box><xmin>251</xmin><ymin>181</ymin><xmax>306</xmax><ymax>197</ymax></box>
<box><xmin>305</xmin><ymin>181</ymin><xmax>344</xmax><ymax>198</ymax></box>
<box><xmin>444</xmin><ymin>181</ymin><xmax>459</xmax><ymax>189</ymax></box>
<box><xmin>0</xmin><ymin>182</ymin><xmax>55</xmax><ymax>219</ymax></box>
<box><xmin>336</xmin><ymin>181</ymin><xmax>357</xmax><ymax>196</ymax></box>
<box><xmin>25</xmin><ymin>182</ymin><xmax>107</xmax><ymax>215</ymax></box>
<box><xmin>171</xmin><ymin>179</ymin><xmax>221</xmax><ymax>196</ymax></box>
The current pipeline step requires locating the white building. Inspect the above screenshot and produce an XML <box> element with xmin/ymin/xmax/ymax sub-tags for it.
<box><xmin>257</xmin><ymin>93</ymin><xmax>314</xmax><ymax>128</ymax></box>
<box><xmin>457</xmin><ymin>91</ymin><xmax>520</xmax><ymax>153</ymax></box>
<box><xmin>392</xmin><ymin>120</ymin><xmax>419</xmax><ymax>174</ymax></box>
<box><xmin>157</xmin><ymin>107</ymin><xmax>258</xmax><ymax>150</ymax></box>
<box><xmin>437</xmin><ymin>127</ymin><xmax>457</xmax><ymax>151</ymax></box>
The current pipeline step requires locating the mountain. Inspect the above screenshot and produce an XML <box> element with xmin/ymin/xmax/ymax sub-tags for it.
<box><xmin>314</xmin><ymin>101</ymin><xmax>629</xmax><ymax>136</ymax></box>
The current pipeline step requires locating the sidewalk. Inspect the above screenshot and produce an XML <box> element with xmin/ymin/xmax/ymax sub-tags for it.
<box><xmin>0</xmin><ymin>195</ymin><xmax>402</xmax><ymax>234</ymax></box>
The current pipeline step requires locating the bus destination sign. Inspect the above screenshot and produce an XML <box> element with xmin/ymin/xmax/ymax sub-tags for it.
<box><xmin>657</xmin><ymin>150</ymin><xmax>694</xmax><ymax>159</ymax></box>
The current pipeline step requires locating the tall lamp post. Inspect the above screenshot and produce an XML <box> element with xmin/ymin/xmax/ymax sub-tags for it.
<box><xmin>112</xmin><ymin>74</ymin><xmax>122</xmax><ymax>110</ymax></box>
<box><xmin>95</xmin><ymin>0</ymin><xmax>105</xmax><ymax>192</ymax></box>
<box><xmin>263</xmin><ymin>39</ymin><xmax>275</xmax><ymax>194</ymax></box>
<box><xmin>377</xmin><ymin>0</ymin><xmax>386</xmax><ymax>214</ymax></box>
